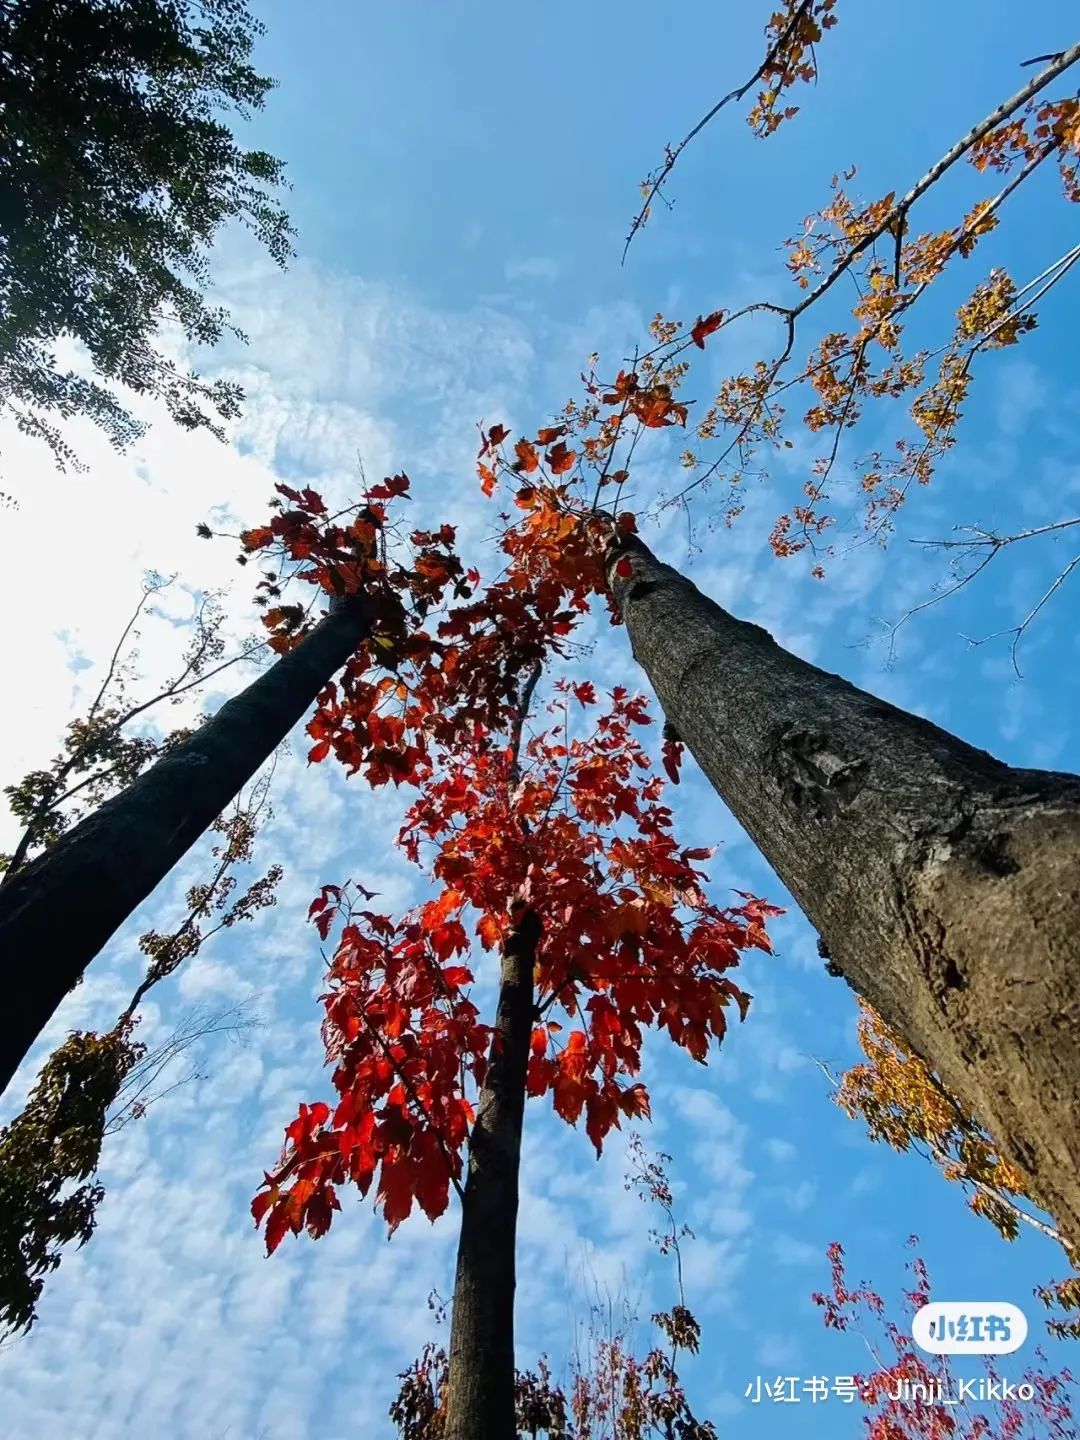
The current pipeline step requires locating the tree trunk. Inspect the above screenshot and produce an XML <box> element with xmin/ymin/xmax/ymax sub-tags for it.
<box><xmin>443</xmin><ymin>908</ymin><xmax>539</xmax><ymax>1440</ymax></box>
<box><xmin>608</xmin><ymin>533</ymin><xmax>1080</xmax><ymax>1247</ymax></box>
<box><xmin>0</xmin><ymin>597</ymin><xmax>373</xmax><ymax>1099</ymax></box>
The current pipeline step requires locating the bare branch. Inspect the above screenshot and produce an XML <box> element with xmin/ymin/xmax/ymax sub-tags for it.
<box><xmin>105</xmin><ymin>1000</ymin><xmax>262</xmax><ymax>1133</ymax></box>
<box><xmin>86</xmin><ymin>574</ymin><xmax>173</xmax><ymax>725</ymax></box>
<box><xmin>881</xmin><ymin>515</ymin><xmax>1080</xmax><ymax>671</ymax></box>
<box><xmin>880</xmin><ymin>543</ymin><xmax>1001</xmax><ymax>666</ymax></box>
<box><xmin>961</xmin><ymin>550</ymin><xmax>1080</xmax><ymax>678</ymax></box>
<box><xmin>622</xmin><ymin>0</ymin><xmax>817</xmax><ymax>263</ymax></box>
<box><xmin>912</xmin><ymin>517</ymin><xmax>1080</xmax><ymax>550</ymax></box>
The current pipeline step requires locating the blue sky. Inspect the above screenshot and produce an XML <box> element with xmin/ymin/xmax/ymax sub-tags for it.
<box><xmin>1</xmin><ymin>2</ymin><xmax>1079</xmax><ymax>1435</ymax></box>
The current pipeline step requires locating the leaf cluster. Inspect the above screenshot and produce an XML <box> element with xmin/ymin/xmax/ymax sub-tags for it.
<box><xmin>836</xmin><ymin>1000</ymin><xmax>1080</xmax><ymax>1341</ymax></box>
<box><xmin>814</xmin><ymin>1240</ymin><xmax>1079</xmax><ymax>1438</ymax></box>
<box><xmin>249</xmin><ymin>479</ymin><xmax>778</xmax><ymax>1250</ymax></box>
<box><xmin>0</xmin><ymin>0</ymin><xmax>293</xmax><ymax>468</ymax></box>
<box><xmin>0</xmin><ymin>775</ymin><xmax>278</xmax><ymax>1334</ymax></box>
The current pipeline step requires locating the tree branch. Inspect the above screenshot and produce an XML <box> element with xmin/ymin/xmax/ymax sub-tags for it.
<box><xmin>622</xmin><ymin>0</ymin><xmax>818</xmax><ymax>262</ymax></box>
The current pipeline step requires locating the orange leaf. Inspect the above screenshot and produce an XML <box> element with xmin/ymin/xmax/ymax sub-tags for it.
<box><xmin>536</xmin><ymin>425</ymin><xmax>567</xmax><ymax>445</ymax></box>
<box><xmin>605</xmin><ymin>900</ymin><xmax>649</xmax><ymax>939</ymax></box>
<box><xmin>251</xmin><ymin>1185</ymin><xmax>278</xmax><ymax>1229</ymax></box>
<box><xmin>616</xmin><ymin>1083</ymin><xmax>651</xmax><ymax>1120</ymax></box>
<box><xmin>376</xmin><ymin>1153</ymin><xmax>415</xmax><ymax>1233</ymax></box>
<box><xmin>546</xmin><ymin>442</ymin><xmax>576</xmax><ymax>475</ymax></box>
<box><xmin>264</xmin><ymin>1200</ymin><xmax>290</xmax><ymax>1255</ymax></box>
<box><xmin>585</xmin><ymin>1090</ymin><xmax>620</xmax><ymax>1156</ymax></box>
<box><xmin>477</xmin><ymin>913</ymin><xmax>502</xmax><ymax>950</ymax></box>
<box><xmin>478</xmin><ymin>463</ymin><xmax>497</xmax><ymax>497</ymax></box>
<box><xmin>513</xmin><ymin>439</ymin><xmax>540</xmax><ymax>474</ymax></box>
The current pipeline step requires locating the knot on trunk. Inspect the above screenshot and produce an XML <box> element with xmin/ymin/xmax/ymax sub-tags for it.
<box><xmin>765</xmin><ymin>724</ymin><xmax>868</xmax><ymax>821</ymax></box>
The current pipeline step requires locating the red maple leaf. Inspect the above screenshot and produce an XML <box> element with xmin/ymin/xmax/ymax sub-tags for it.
<box><xmin>690</xmin><ymin>309</ymin><xmax>725</xmax><ymax>348</ymax></box>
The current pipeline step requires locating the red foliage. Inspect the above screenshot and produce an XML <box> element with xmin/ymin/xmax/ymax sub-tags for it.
<box><xmin>254</xmin><ymin>675</ymin><xmax>779</xmax><ymax>1247</ymax></box>
<box><xmin>691</xmin><ymin>310</ymin><xmax>726</xmax><ymax>348</ymax></box>
<box><xmin>814</xmin><ymin>1240</ymin><xmax>1078</xmax><ymax>1439</ymax></box>
<box><xmin>251</xmin><ymin>441</ymin><xmax>779</xmax><ymax>1253</ymax></box>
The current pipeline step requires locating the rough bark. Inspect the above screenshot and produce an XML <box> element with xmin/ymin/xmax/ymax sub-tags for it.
<box><xmin>443</xmin><ymin>908</ymin><xmax>540</xmax><ymax>1440</ymax></box>
<box><xmin>608</xmin><ymin>533</ymin><xmax>1080</xmax><ymax>1247</ymax></box>
<box><xmin>0</xmin><ymin>597</ymin><xmax>373</xmax><ymax>1099</ymax></box>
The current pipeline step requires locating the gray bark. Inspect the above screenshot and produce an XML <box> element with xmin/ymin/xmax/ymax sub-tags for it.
<box><xmin>443</xmin><ymin>908</ymin><xmax>539</xmax><ymax>1440</ymax></box>
<box><xmin>608</xmin><ymin>533</ymin><xmax>1080</xmax><ymax>1246</ymax></box>
<box><xmin>0</xmin><ymin>597</ymin><xmax>373</xmax><ymax>1099</ymax></box>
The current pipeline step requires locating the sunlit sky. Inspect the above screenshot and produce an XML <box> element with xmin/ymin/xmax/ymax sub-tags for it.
<box><xmin>2</xmin><ymin>3</ymin><xmax>1079</xmax><ymax>1435</ymax></box>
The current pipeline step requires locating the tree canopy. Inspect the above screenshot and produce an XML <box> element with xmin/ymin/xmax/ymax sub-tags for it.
<box><xmin>0</xmin><ymin>0</ymin><xmax>293</xmax><ymax>470</ymax></box>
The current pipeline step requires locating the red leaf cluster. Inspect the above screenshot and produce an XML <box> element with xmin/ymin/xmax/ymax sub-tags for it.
<box><xmin>814</xmin><ymin>1240</ymin><xmax>1078</xmax><ymax>1439</ymax></box>
<box><xmin>690</xmin><ymin>310</ymin><xmax>725</xmax><ymax>349</ymax></box>
<box><xmin>255</xmin><ymin>892</ymin><xmax>488</xmax><ymax>1246</ymax></box>
<box><xmin>250</xmin><ymin>430</ymin><xmax>779</xmax><ymax>1256</ymax></box>
<box><xmin>254</xmin><ymin>674</ymin><xmax>780</xmax><ymax>1250</ymax></box>
<box><xmin>237</xmin><ymin>476</ymin><xmax>468</xmax><ymax>662</ymax></box>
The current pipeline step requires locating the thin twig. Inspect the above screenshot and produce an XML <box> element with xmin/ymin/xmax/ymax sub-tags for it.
<box><xmin>882</xmin><ymin>544</ymin><xmax>1000</xmax><ymax>666</ymax></box>
<box><xmin>911</xmin><ymin>516</ymin><xmax>1080</xmax><ymax>550</ymax></box>
<box><xmin>622</xmin><ymin>0</ymin><xmax>817</xmax><ymax>263</ymax></box>
<box><xmin>962</xmin><ymin>550</ymin><xmax>1080</xmax><ymax>678</ymax></box>
<box><xmin>789</xmin><ymin>43</ymin><xmax>1080</xmax><ymax>321</ymax></box>
<box><xmin>86</xmin><ymin>576</ymin><xmax>171</xmax><ymax>724</ymax></box>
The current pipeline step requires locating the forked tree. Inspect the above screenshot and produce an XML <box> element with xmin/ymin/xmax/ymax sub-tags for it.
<box><xmin>251</xmin><ymin>499</ymin><xmax>778</xmax><ymax>1440</ymax></box>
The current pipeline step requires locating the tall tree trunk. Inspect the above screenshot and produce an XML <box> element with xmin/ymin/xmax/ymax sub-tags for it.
<box><xmin>443</xmin><ymin>907</ymin><xmax>539</xmax><ymax>1440</ymax></box>
<box><xmin>0</xmin><ymin>596</ymin><xmax>373</xmax><ymax>1099</ymax></box>
<box><xmin>608</xmin><ymin>533</ymin><xmax>1080</xmax><ymax>1246</ymax></box>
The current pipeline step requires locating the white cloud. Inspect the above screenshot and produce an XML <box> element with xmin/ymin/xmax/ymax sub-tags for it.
<box><xmin>505</xmin><ymin>256</ymin><xmax>560</xmax><ymax>283</ymax></box>
<box><xmin>771</xmin><ymin>1235</ymin><xmax>821</xmax><ymax>1268</ymax></box>
<box><xmin>2</xmin><ymin>167</ymin><xmax>1070</xmax><ymax>1437</ymax></box>
<box><xmin>764</xmin><ymin>1137</ymin><xmax>797</xmax><ymax>1164</ymax></box>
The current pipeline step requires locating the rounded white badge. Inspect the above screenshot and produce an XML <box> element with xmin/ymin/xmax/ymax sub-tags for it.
<box><xmin>912</xmin><ymin>1302</ymin><xmax>1027</xmax><ymax>1355</ymax></box>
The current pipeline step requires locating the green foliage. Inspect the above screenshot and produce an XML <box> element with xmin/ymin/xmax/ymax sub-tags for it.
<box><xmin>0</xmin><ymin>0</ymin><xmax>294</xmax><ymax>469</ymax></box>
<box><xmin>0</xmin><ymin>628</ymin><xmax>279</xmax><ymax>1336</ymax></box>
<box><xmin>0</xmin><ymin>779</ymin><xmax>280</xmax><ymax>1336</ymax></box>
<box><xmin>0</xmin><ymin>1027</ymin><xmax>143</xmax><ymax>1334</ymax></box>
<box><xmin>1</xmin><ymin>712</ymin><xmax>160</xmax><ymax>871</ymax></box>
